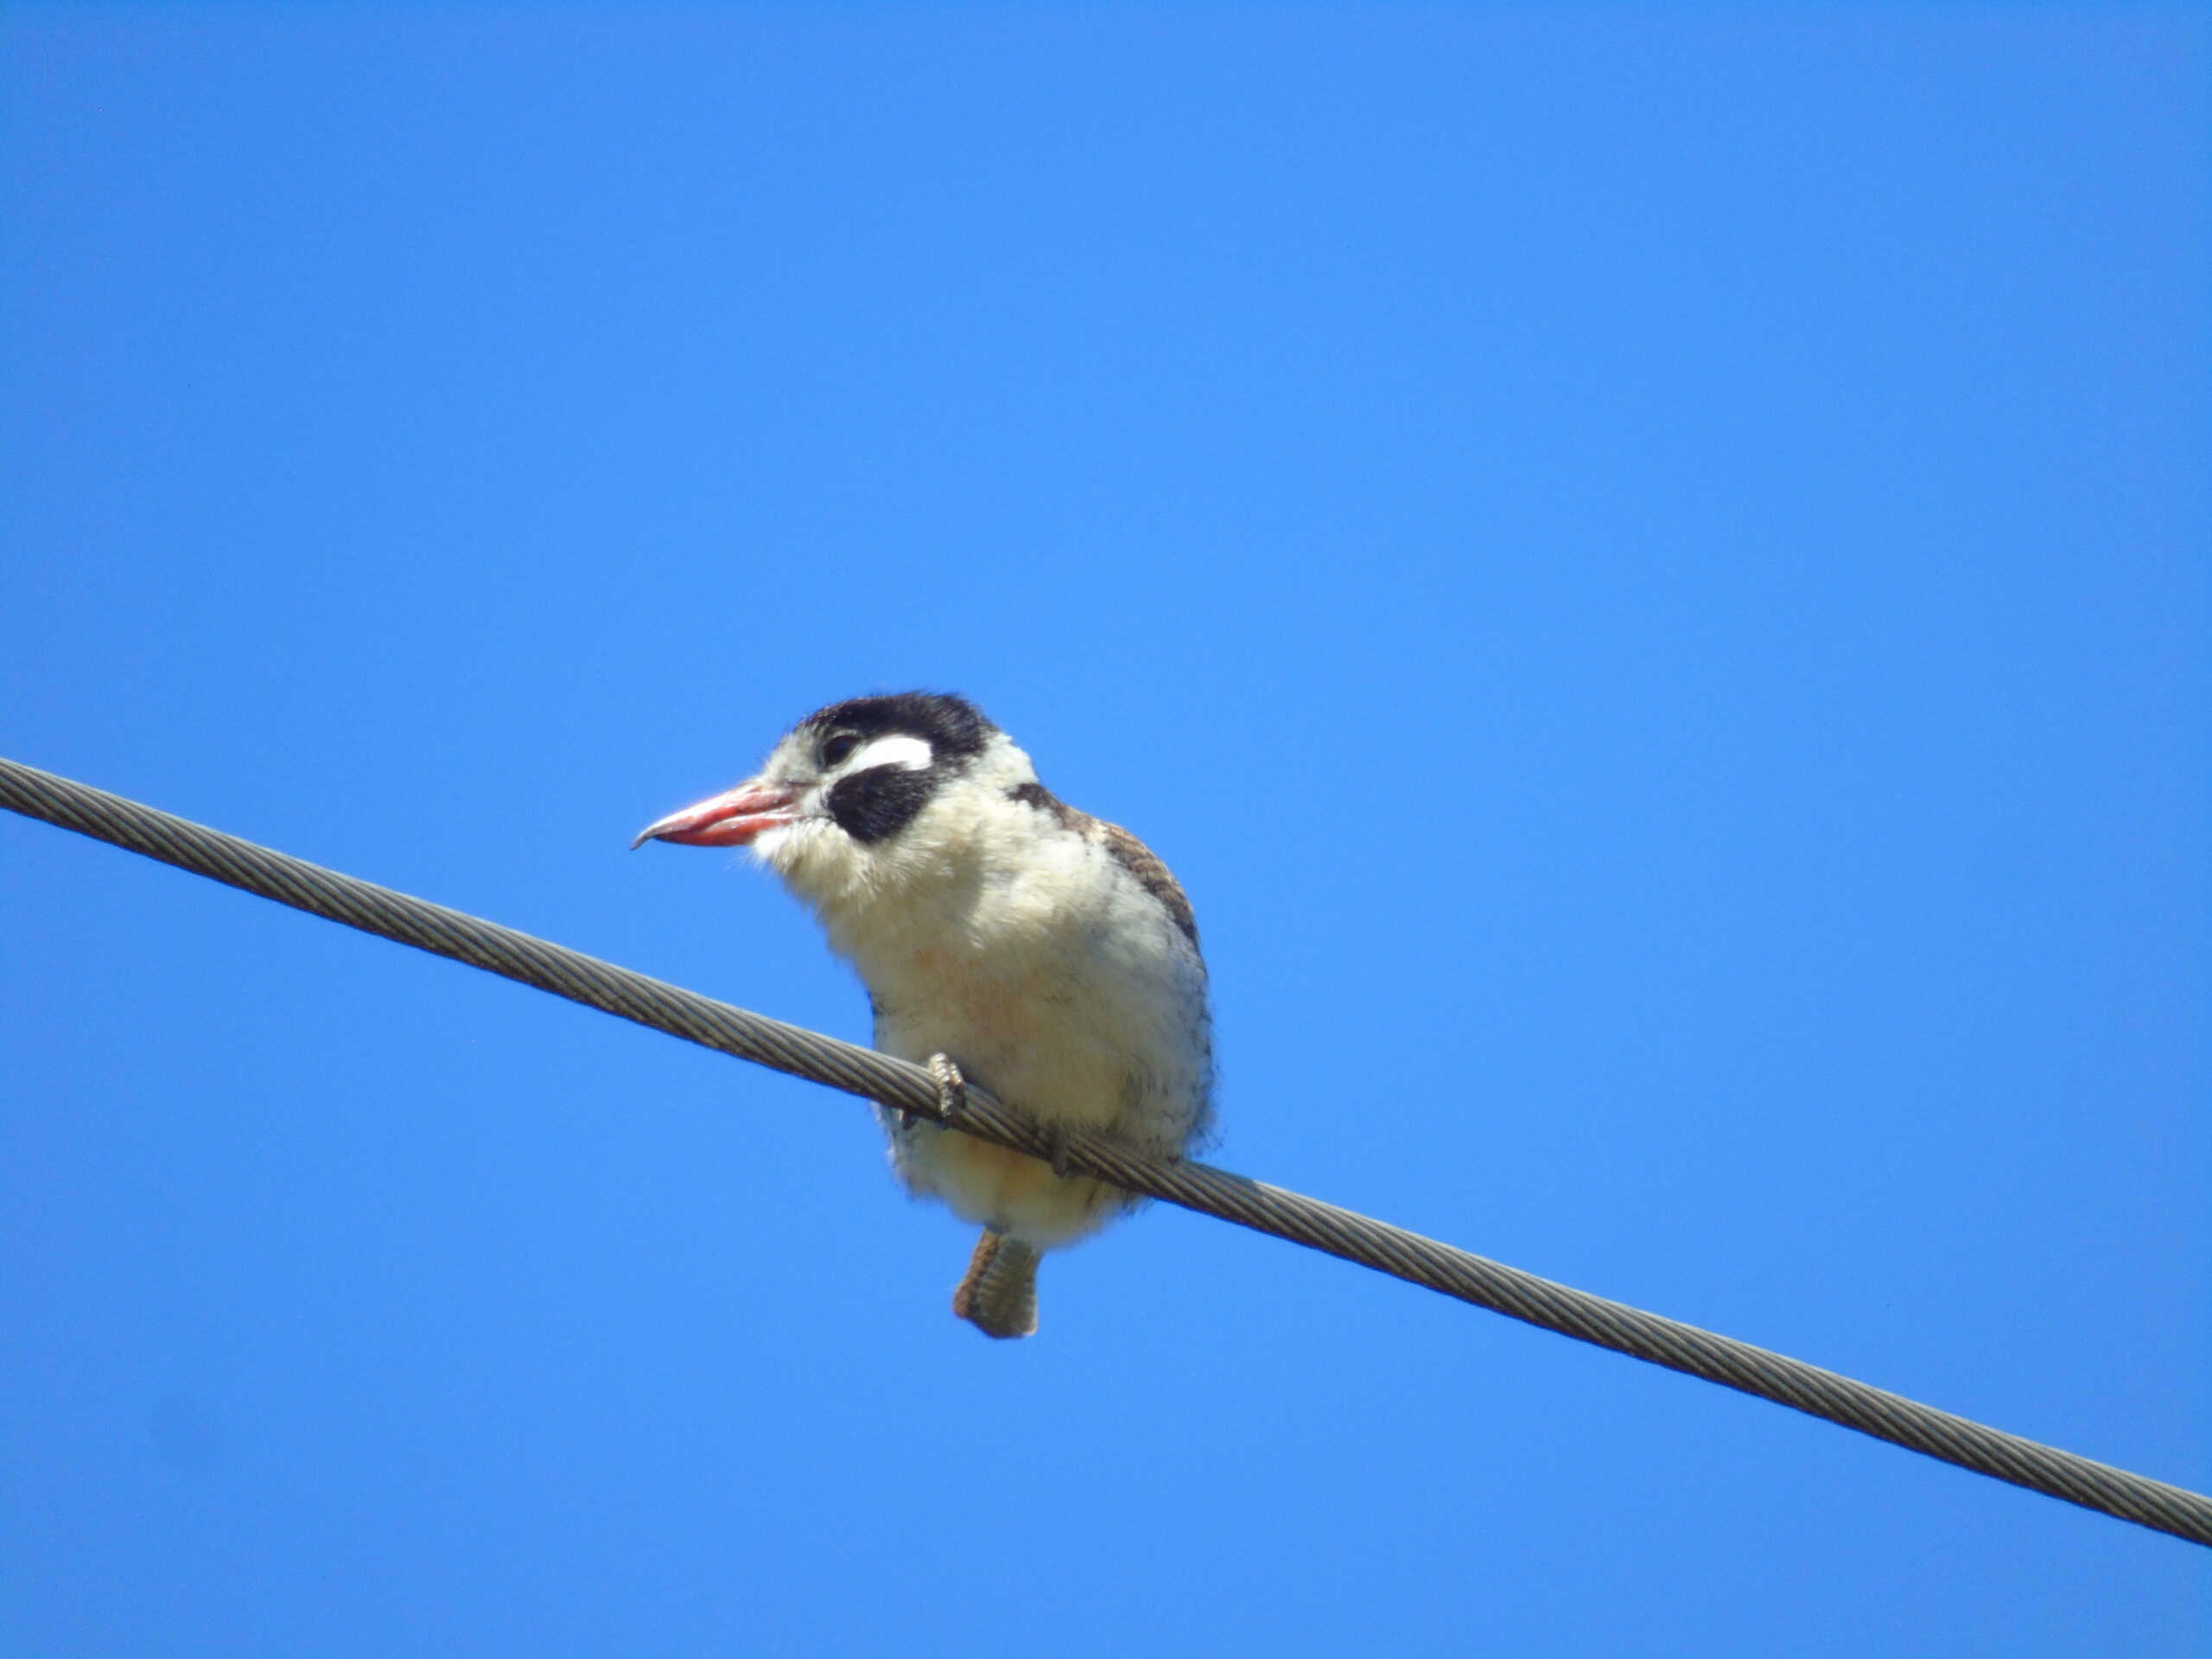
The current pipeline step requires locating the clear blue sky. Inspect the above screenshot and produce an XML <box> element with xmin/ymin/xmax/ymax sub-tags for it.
<box><xmin>2</xmin><ymin>4</ymin><xmax>2205</xmax><ymax>1653</ymax></box>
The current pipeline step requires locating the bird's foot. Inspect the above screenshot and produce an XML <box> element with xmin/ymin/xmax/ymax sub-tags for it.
<box><xmin>1044</xmin><ymin>1123</ymin><xmax>1076</xmax><ymax>1180</ymax></box>
<box><xmin>927</xmin><ymin>1052</ymin><xmax>969</xmax><ymax>1126</ymax></box>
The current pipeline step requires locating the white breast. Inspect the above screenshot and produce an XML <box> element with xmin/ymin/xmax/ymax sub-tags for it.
<box><xmin>765</xmin><ymin>749</ymin><xmax>1211</xmax><ymax>1248</ymax></box>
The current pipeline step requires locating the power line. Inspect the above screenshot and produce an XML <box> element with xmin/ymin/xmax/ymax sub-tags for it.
<box><xmin>3</xmin><ymin>752</ymin><xmax>2206</xmax><ymax>1548</ymax></box>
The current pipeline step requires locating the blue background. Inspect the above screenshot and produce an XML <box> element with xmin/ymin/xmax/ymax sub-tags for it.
<box><xmin>2</xmin><ymin>4</ymin><xmax>2205</xmax><ymax>1652</ymax></box>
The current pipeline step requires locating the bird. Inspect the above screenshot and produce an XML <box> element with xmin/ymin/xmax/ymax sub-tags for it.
<box><xmin>632</xmin><ymin>692</ymin><xmax>1213</xmax><ymax>1339</ymax></box>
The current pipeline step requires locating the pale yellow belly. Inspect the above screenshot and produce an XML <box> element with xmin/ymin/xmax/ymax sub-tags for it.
<box><xmin>893</xmin><ymin>1124</ymin><xmax>1127</xmax><ymax>1249</ymax></box>
<box><xmin>867</xmin><ymin>961</ymin><xmax>1193</xmax><ymax>1247</ymax></box>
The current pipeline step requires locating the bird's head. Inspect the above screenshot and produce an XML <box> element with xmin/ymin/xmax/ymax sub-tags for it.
<box><xmin>633</xmin><ymin>692</ymin><xmax>1026</xmax><ymax>908</ymax></box>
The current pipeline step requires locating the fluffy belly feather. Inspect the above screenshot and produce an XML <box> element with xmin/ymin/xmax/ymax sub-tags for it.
<box><xmin>869</xmin><ymin>967</ymin><xmax>1199</xmax><ymax>1248</ymax></box>
<box><xmin>881</xmin><ymin>1121</ymin><xmax>1127</xmax><ymax>1249</ymax></box>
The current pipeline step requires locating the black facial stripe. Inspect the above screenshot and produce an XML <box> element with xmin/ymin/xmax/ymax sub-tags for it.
<box><xmin>796</xmin><ymin>692</ymin><xmax>994</xmax><ymax>767</ymax></box>
<box><xmin>826</xmin><ymin>766</ymin><xmax>937</xmax><ymax>844</ymax></box>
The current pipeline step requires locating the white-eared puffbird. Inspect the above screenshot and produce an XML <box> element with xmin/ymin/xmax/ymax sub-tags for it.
<box><xmin>634</xmin><ymin>693</ymin><xmax>1212</xmax><ymax>1338</ymax></box>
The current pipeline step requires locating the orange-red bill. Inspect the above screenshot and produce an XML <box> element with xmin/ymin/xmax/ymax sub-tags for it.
<box><xmin>632</xmin><ymin>781</ymin><xmax>799</xmax><ymax>849</ymax></box>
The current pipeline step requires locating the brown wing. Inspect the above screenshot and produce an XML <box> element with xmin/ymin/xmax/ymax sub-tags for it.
<box><xmin>1097</xmin><ymin>820</ymin><xmax>1199</xmax><ymax>949</ymax></box>
<box><xmin>1007</xmin><ymin>782</ymin><xmax>1199</xmax><ymax>949</ymax></box>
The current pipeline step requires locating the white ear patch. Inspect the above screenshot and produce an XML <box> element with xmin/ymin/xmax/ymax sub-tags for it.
<box><xmin>848</xmin><ymin>734</ymin><xmax>933</xmax><ymax>773</ymax></box>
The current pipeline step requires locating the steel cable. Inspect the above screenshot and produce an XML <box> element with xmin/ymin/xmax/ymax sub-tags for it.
<box><xmin>3</xmin><ymin>753</ymin><xmax>2206</xmax><ymax>1548</ymax></box>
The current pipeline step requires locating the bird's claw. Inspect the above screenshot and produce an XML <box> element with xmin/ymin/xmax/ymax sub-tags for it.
<box><xmin>1045</xmin><ymin>1124</ymin><xmax>1075</xmax><ymax>1180</ymax></box>
<box><xmin>926</xmin><ymin>1053</ymin><xmax>1076</xmax><ymax>1179</ymax></box>
<box><xmin>927</xmin><ymin>1052</ymin><xmax>968</xmax><ymax>1126</ymax></box>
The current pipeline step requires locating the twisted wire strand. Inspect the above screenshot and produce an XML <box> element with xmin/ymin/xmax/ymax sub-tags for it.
<box><xmin>3</xmin><ymin>753</ymin><xmax>2205</xmax><ymax>1548</ymax></box>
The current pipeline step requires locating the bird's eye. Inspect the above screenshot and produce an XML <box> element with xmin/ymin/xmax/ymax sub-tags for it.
<box><xmin>819</xmin><ymin>732</ymin><xmax>862</xmax><ymax>769</ymax></box>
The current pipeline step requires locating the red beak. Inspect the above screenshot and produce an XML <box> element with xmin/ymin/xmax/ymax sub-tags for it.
<box><xmin>632</xmin><ymin>779</ymin><xmax>800</xmax><ymax>849</ymax></box>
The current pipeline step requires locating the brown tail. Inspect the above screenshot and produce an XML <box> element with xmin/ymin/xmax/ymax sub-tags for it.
<box><xmin>951</xmin><ymin>1229</ymin><xmax>1040</xmax><ymax>1339</ymax></box>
